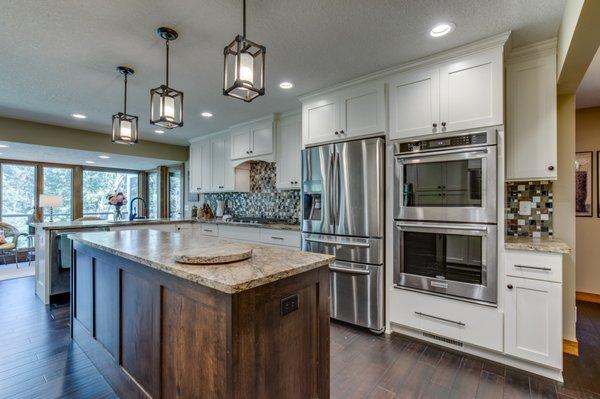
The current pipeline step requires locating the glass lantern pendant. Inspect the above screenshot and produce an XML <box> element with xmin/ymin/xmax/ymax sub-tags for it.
<box><xmin>223</xmin><ymin>0</ymin><xmax>266</xmax><ymax>102</ymax></box>
<box><xmin>112</xmin><ymin>66</ymin><xmax>139</xmax><ymax>145</ymax></box>
<box><xmin>150</xmin><ymin>27</ymin><xmax>183</xmax><ymax>128</ymax></box>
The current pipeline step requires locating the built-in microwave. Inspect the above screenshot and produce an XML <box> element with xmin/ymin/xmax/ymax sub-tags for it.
<box><xmin>393</xmin><ymin>127</ymin><xmax>499</xmax><ymax>224</ymax></box>
<box><xmin>393</xmin><ymin>221</ymin><xmax>497</xmax><ymax>304</ymax></box>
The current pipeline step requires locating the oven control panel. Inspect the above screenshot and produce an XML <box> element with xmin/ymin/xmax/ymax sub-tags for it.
<box><xmin>397</xmin><ymin>132</ymin><xmax>488</xmax><ymax>154</ymax></box>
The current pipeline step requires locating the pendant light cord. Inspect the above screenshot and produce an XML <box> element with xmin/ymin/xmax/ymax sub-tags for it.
<box><xmin>165</xmin><ymin>39</ymin><xmax>170</xmax><ymax>87</ymax></box>
<box><xmin>242</xmin><ymin>0</ymin><xmax>246</xmax><ymax>37</ymax></box>
<box><xmin>123</xmin><ymin>73</ymin><xmax>128</xmax><ymax>115</ymax></box>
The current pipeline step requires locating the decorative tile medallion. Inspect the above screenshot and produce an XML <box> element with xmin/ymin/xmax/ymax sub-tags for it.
<box><xmin>204</xmin><ymin>161</ymin><xmax>300</xmax><ymax>221</ymax></box>
<box><xmin>505</xmin><ymin>181</ymin><xmax>553</xmax><ymax>238</ymax></box>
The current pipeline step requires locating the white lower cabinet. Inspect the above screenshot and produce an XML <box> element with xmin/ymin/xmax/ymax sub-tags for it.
<box><xmin>388</xmin><ymin>288</ymin><xmax>503</xmax><ymax>351</ymax></box>
<box><xmin>504</xmin><ymin>249</ymin><xmax>563</xmax><ymax>370</ymax></box>
<box><xmin>199</xmin><ymin>224</ymin><xmax>300</xmax><ymax>249</ymax></box>
<box><xmin>259</xmin><ymin>228</ymin><xmax>301</xmax><ymax>248</ymax></box>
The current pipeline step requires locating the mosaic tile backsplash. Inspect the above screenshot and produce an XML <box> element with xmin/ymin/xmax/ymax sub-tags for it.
<box><xmin>204</xmin><ymin>162</ymin><xmax>300</xmax><ymax>221</ymax></box>
<box><xmin>505</xmin><ymin>181</ymin><xmax>553</xmax><ymax>238</ymax></box>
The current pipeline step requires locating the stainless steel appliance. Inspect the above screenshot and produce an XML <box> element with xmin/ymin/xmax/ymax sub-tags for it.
<box><xmin>301</xmin><ymin>137</ymin><xmax>384</xmax><ymax>332</ymax></box>
<box><xmin>394</xmin><ymin>127</ymin><xmax>497</xmax><ymax>224</ymax></box>
<box><xmin>392</xmin><ymin>126</ymin><xmax>500</xmax><ymax>304</ymax></box>
<box><xmin>393</xmin><ymin>221</ymin><xmax>497</xmax><ymax>303</ymax></box>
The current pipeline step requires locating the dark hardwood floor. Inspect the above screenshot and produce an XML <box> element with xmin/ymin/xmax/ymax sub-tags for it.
<box><xmin>1</xmin><ymin>276</ymin><xmax>599</xmax><ymax>399</ymax></box>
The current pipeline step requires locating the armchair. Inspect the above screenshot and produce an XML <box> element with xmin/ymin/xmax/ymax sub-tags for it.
<box><xmin>0</xmin><ymin>222</ymin><xmax>30</xmax><ymax>268</ymax></box>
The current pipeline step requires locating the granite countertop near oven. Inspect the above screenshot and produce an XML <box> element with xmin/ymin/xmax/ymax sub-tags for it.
<box><xmin>197</xmin><ymin>218</ymin><xmax>301</xmax><ymax>232</ymax></box>
<box><xmin>505</xmin><ymin>236</ymin><xmax>571</xmax><ymax>254</ymax></box>
<box><xmin>69</xmin><ymin>229</ymin><xmax>332</xmax><ymax>293</ymax></box>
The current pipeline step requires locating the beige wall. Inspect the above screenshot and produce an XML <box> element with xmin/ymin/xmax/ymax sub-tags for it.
<box><xmin>0</xmin><ymin>117</ymin><xmax>188</xmax><ymax>162</ymax></box>
<box><xmin>555</xmin><ymin>94</ymin><xmax>577</xmax><ymax>341</ymax></box>
<box><xmin>575</xmin><ymin>107</ymin><xmax>600</xmax><ymax>295</ymax></box>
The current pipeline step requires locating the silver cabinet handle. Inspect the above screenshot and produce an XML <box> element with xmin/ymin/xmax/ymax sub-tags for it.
<box><xmin>514</xmin><ymin>264</ymin><xmax>552</xmax><ymax>271</ymax></box>
<box><xmin>203</xmin><ymin>229</ymin><xmax>213</xmax><ymax>232</ymax></box>
<box><xmin>414</xmin><ymin>312</ymin><xmax>466</xmax><ymax>327</ymax></box>
<box><xmin>271</xmin><ymin>236</ymin><xmax>284</xmax><ymax>240</ymax></box>
<box><xmin>305</xmin><ymin>237</ymin><xmax>370</xmax><ymax>247</ymax></box>
<box><xmin>328</xmin><ymin>266</ymin><xmax>370</xmax><ymax>275</ymax></box>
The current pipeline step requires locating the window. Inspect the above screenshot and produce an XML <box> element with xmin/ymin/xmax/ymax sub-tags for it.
<box><xmin>168</xmin><ymin>167</ymin><xmax>182</xmax><ymax>218</ymax></box>
<box><xmin>1</xmin><ymin>164</ymin><xmax>36</xmax><ymax>232</ymax></box>
<box><xmin>148</xmin><ymin>171</ymin><xmax>159</xmax><ymax>219</ymax></box>
<box><xmin>43</xmin><ymin>167</ymin><xmax>73</xmax><ymax>222</ymax></box>
<box><xmin>83</xmin><ymin>170</ymin><xmax>138</xmax><ymax>220</ymax></box>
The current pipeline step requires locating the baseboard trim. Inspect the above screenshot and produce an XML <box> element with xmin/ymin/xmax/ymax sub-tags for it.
<box><xmin>576</xmin><ymin>291</ymin><xmax>600</xmax><ymax>304</ymax></box>
<box><xmin>563</xmin><ymin>339</ymin><xmax>579</xmax><ymax>356</ymax></box>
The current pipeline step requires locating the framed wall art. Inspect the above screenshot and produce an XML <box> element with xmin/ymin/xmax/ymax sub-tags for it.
<box><xmin>575</xmin><ymin>151</ymin><xmax>593</xmax><ymax>217</ymax></box>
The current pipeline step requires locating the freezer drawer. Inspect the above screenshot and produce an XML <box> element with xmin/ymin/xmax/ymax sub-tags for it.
<box><xmin>301</xmin><ymin>233</ymin><xmax>383</xmax><ymax>265</ymax></box>
<box><xmin>329</xmin><ymin>261</ymin><xmax>384</xmax><ymax>331</ymax></box>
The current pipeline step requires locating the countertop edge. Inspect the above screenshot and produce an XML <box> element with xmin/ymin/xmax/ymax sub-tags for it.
<box><xmin>69</xmin><ymin>234</ymin><xmax>333</xmax><ymax>294</ymax></box>
<box><xmin>504</xmin><ymin>237</ymin><xmax>571</xmax><ymax>255</ymax></box>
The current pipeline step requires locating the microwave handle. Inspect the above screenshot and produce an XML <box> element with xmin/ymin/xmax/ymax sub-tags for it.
<box><xmin>395</xmin><ymin>221</ymin><xmax>488</xmax><ymax>232</ymax></box>
<box><xmin>395</xmin><ymin>146</ymin><xmax>488</xmax><ymax>160</ymax></box>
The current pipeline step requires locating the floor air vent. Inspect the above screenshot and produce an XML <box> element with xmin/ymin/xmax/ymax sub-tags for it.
<box><xmin>422</xmin><ymin>332</ymin><xmax>464</xmax><ymax>347</ymax></box>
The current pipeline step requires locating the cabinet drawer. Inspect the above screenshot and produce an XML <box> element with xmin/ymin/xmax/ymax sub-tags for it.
<box><xmin>259</xmin><ymin>229</ymin><xmax>300</xmax><ymax>248</ymax></box>
<box><xmin>199</xmin><ymin>223</ymin><xmax>219</xmax><ymax>237</ymax></box>
<box><xmin>389</xmin><ymin>288</ymin><xmax>502</xmax><ymax>351</ymax></box>
<box><xmin>218</xmin><ymin>225</ymin><xmax>260</xmax><ymax>242</ymax></box>
<box><xmin>505</xmin><ymin>250</ymin><xmax>562</xmax><ymax>283</ymax></box>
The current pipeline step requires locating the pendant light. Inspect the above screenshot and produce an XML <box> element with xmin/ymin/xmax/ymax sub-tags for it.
<box><xmin>150</xmin><ymin>27</ymin><xmax>183</xmax><ymax>128</ymax></box>
<box><xmin>223</xmin><ymin>0</ymin><xmax>266</xmax><ymax>102</ymax></box>
<box><xmin>112</xmin><ymin>66</ymin><xmax>139</xmax><ymax>145</ymax></box>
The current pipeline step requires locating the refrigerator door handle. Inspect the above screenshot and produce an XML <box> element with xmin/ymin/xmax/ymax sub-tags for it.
<box><xmin>335</xmin><ymin>151</ymin><xmax>341</xmax><ymax>225</ymax></box>
<box><xmin>329</xmin><ymin>265</ymin><xmax>370</xmax><ymax>275</ymax></box>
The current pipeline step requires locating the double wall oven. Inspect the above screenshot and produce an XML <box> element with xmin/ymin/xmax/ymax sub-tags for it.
<box><xmin>393</xmin><ymin>127</ymin><xmax>499</xmax><ymax>304</ymax></box>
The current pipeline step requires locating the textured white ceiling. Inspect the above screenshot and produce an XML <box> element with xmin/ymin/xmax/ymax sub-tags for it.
<box><xmin>0</xmin><ymin>141</ymin><xmax>177</xmax><ymax>170</ymax></box>
<box><xmin>0</xmin><ymin>0</ymin><xmax>565</xmax><ymax>145</ymax></box>
<box><xmin>576</xmin><ymin>46</ymin><xmax>600</xmax><ymax>109</ymax></box>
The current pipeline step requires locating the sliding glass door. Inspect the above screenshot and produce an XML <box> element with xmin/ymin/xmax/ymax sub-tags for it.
<box><xmin>0</xmin><ymin>164</ymin><xmax>36</xmax><ymax>232</ymax></box>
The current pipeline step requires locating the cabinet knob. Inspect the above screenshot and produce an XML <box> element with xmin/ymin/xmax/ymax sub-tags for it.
<box><xmin>249</xmin><ymin>150</ymin><xmax>253</xmax><ymax>154</ymax></box>
<box><xmin>441</xmin><ymin>122</ymin><xmax>447</xmax><ymax>127</ymax></box>
<box><xmin>334</xmin><ymin>131</ymin><xmax>339</xmax><ymax>135</ymax></box>
<box><xmin>507</xmin><ymin>284</ymin><xmax>513</xmax><ymax>290</ymax></box>
<box><xmin>340</xmin><ymin>130</ymin><xmax>345</xmax><ymax>134</ymax></box>
<box><xmin>548</xmin><ymin>165</ymin><xmax>555</xmax><ymax>171</ymax></box>
<box><xmin>432</xmin><ymin>123</ymin><xmax>437</xmax><ymax>128</ymax></box>
<box><xmin>196</xmin><ymin>187</ymin><xmax>201</xmax><ymax>190</ymax></box>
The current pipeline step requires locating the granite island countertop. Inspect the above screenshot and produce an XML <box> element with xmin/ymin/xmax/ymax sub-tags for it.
<box><xmin>69</xmin><ymin>229</ymin><xmax>333</xmax><ymax>293</ymax></box>
<box><xmin>505</xmin><ymin>236</ymin><xmax>571</xmax><ymax>254</ymax></box>
<box><xmin>31</xmin><ymin>217</ymin><xmax>196</xmax><ymax>231</ymax></box>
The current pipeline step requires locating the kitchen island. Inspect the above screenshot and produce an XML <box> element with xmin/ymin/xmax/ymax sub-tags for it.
<box><xmin>69</xmin><ymin>229</ymin><xmax>333</xmax><ymax>399</ymax></box>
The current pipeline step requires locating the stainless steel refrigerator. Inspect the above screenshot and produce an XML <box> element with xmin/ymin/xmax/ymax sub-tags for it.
<box><xmin>301</xmin><ymin>137</ymin><xmax>384</xmax><ymax>332</ymax></box>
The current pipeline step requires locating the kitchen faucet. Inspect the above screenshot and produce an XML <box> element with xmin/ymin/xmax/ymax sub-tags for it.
<box><xmin>129</xmin><ymin>197</ymin><xmax>148</xmax><ymax>221</ymax></box>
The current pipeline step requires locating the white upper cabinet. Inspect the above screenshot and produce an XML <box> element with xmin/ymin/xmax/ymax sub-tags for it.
<box><xmin>276</xmin><ymin>113</ymin><xmax>302</xmax><ymax>190</ymax></box>
<box><xmin>189</xmin><ymin>141</ymin><xmax>204</xmax><ymax>193</ymax></box>
<box><xmin>439</xmin><ymin>48</ymin><xmax>503</xmax><ymax>132</ymax></box>
<box><xmin>388</xmin><ymin>46</ymin><xmax>504</xmax><ymax>140</ymax></box>
<box><xmin>389</xmin><ymin>67</ymin><xmax>440</xmax><ymax>139</ymax></box>
<box><xmin>506</xmin><ymin>41</ymin><xmax>557</xmax><ymax>181</ymax></box>
<box><xmin>301</xmin><ymin>81</ymin><xmax>386</xmax><ymax>146</ymax></box>
<box><xmin>189</xmin><ymin>132</ymin><xmax>236</xmax><ymax>193</ymax></box>
<box><xmin>230</xmin><ymin>117</ymin><xmax>274</xmax><ymax>160</ymax></box>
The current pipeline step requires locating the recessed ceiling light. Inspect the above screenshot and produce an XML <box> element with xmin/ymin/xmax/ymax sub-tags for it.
<box><xmin>201</xmin><ymin>111</ymin><xmax>213</xmax><ymax>118</ymax></box>
<box><xmin>429</xmin><ymin>22</ymin><xmax>455</xmax><ymax>38</ymax></box>
<box><xmin>71</xmin><ymin>113</ymin><xmax>87</xmax><ymax>119</ymax></box>
<box><xmin>98</xmin><ymin>155</ymin><xmax>110</xmax><ymax>159</ymax></box>
<box><xmin>85</xmin><ymin>160</ymin><xmax>95</xmax><ymax>164</ymax></box>
<box><xmin>154</xmin><ymin>129</ymin><xmax>165</xmax><ymax>134</ymax></box>
<box><xmin>279</xmin><ymin>81</ymin><xmax>294</xmax><ymax>89</ymax></box>
<box><xmin>0</xmin><ymin>145</ymin><xmax>8</xmax><ymax>148</ymax></box>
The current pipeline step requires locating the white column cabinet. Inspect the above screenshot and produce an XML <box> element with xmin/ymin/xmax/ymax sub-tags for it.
<box><xmin>276</xmin><ymin>113</ymin><xmax>302</xmax><ymax>190</ymax></box>
<box><xmin>301</xmin><ymin>81</ymin><xmax>386</xmax><ymax>146</ymax></box>
<box><xmin>506</xmin><ymin>41</ymin><xmax>557</xmax><ymax>181</ymax></box>
<box><xmin>504</xmin><ymin>276</ymin><xmax>562</xmax><ymax>369</ymax></box>
<box><xmin>388</xmin><ymin>45</ymin><xmax>503</xmax><ymax>140</ymax></box>
<box><xmin>189</xmin><ymin>141</ymin><xmax>203</xmax><ymax>193</ymax></box>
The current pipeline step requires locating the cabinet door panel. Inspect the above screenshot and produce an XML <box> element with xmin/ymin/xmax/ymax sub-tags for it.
<box><xmin>200</xmin><ymin>142</ymin><xmax>212</xmax><ymax>192</ymax></box>
<box><xmin>189</xmin><ymin>142</ymin><xmax>203</xmax><ymax>193</ymax></box>
<box><xmin>389</xmin><ymin>67</ymin><xmax>439</xmax><ymax>139</ymax></box>
<box><xmin>506</xmin><ymin>53</ymin><xmax>557</xmax><ymax>180</ymax></box>
<box><xmin>251</xmin><ymin>122</ymin><xmax>273</xmax><ymax>156</ymax></box>
<box><xmin>339</xmin><ymin>82</ymin><xmax>385</xmax><ymax>138</ymax></box>
<box><xmin>231</xmin><ymin>127</ymin><xmax>251</xmax><ymax>160</ymax></box>
<box><xmin>303</xmin><ymin>95</ymin><xmax>339</xmax><ymax>146</ymax></box>
<box><xmin>276</xmin><ymin>114</ymin><xmax>302</xmax><ymax>189</ymax></box>
<box><xmin>210</xmin><ymin>138</ymin><xmax>225</xmax><ymax>191</ymax></box>
<box><xmin>223</xmin><ymin>135</ymin><xmax>235</xmax><ymax>190</ymax></box>
<box><xmin>439</xmin><ymin>48</ymin><xmax>503</xmax><ymax>132</ymax></box>
<box><xmin>504</xmin><ymin>276</ymin><xmax>562</xmax><ymax>369</ymax></box>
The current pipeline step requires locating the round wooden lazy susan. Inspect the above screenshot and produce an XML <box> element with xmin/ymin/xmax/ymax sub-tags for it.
<box><xmin>174</xmin><ymin>243</ymin><xmax>253</xmax><ymax>265</ymax></box>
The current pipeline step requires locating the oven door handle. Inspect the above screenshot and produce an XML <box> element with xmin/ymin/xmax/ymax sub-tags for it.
<box><xmin>395</xmin><ymin>146</ymin><xmax>488</xmax><ymax>160</ymax></box>
<box><xmin>395</xmin><ymin>221</ymin><xmax>488</xmax><ymax>232</ymax></box>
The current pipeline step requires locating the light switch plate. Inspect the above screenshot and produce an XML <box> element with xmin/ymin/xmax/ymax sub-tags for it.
<box><xmin>519</xmin><ymin>201</ymin><xmax>532</xmax><ymax>216</ymax></box>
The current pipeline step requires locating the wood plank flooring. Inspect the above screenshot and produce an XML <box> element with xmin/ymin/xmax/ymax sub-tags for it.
<box><xmin>1</xmin><ymin>276</ymin><xmax>600</xmax><ymax>399</ymax></box>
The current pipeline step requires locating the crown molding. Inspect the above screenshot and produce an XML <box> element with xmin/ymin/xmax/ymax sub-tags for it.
<box><xmin>506</xmin><ymin>38</ymin><xmax>558</xmax><ymax>64</ymax></box>
<box><xmin>298</xmin><ymin>31</ymin><xmax>511</xmax><ymax>101</ymax></box>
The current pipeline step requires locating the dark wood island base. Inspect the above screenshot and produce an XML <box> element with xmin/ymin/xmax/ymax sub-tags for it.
<box><xmin>71</xmin><ymin>240</ymin><xmax>331</xmax><ymax>399</ymax></box>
